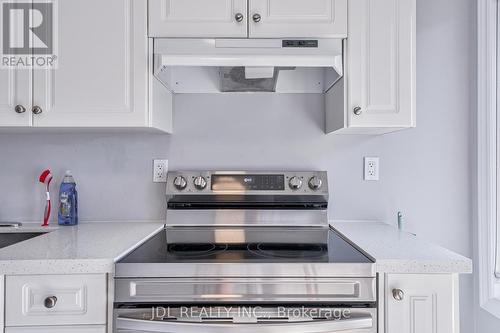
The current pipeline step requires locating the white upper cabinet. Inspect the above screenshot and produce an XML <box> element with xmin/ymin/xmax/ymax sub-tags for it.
<box><xmin>386</xmin><ymin>274</ymin><xmax>459</xmax><ymax>333</ymax></box>
<box><xmin>0</xmin><ymin>0</ymin><xmax>171</xmax><ymax>132</ymax></box>
<box><xmin>149</xmin><ymin>0</ymin><xmax>248</xmax><ymax>38</ymax></box>
<box><xmin>32</xmin><ymin>0</ymin><xmax>150</xmax><ymax>128</ymax></box>
<box><xmin>0</xmin><ymin>13</ymin><xmax>32</xmax><ymax>127</ymax></box>
<box><xmin>345</xmin><ymin>0</ymin><xmax>416</xmax><ymax>133</ymax></box>
<box><xmin>248</xmin><ymin>0</ymin><xmax>347</xmax><ymax>38</ymax></box>
<box><xmin>0</xmin><ymin>68</ymin><xmax>32</xmax><ymax>127</ymax></box>
<box><xmin>149</xmin><ymin>0</ymin><xmax>346</xmax><ymax>38</ymax></box>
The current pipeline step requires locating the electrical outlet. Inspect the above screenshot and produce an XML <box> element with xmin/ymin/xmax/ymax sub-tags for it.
<box><xmin>153</xmin><ymin>159</ymin><xmax>168</xmax><ymax>183</ymax></box>
<box><xmin>364</xmin><ymin>157</ymin><xmax>379</xmax><ymax>181</ymax></box>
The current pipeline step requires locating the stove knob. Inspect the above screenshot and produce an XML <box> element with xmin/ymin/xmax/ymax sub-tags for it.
<box><xmin>173</xmin><ymin>176</ymin><xmax>187</xmax><ymax>190</ymax></box>
<box><xmin>194</xmin><ymin>176</ymin><xmax>207</xmax><ymax>190</ymax></box>
<box><xmin>289</xmin><ymin>176</ymin><xmax>303</xmax><ymax>190</ymax></box>
<box><xmin>308</xmin><ymin>176</ymin><xmax>323</xmax><ymax>191</ymax></box>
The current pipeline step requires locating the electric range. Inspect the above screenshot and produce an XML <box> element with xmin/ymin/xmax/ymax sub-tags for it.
<box><xmin>114</xmin><ymin>171</ymin><xmax>377</xmax><ymax>333</ymax></box>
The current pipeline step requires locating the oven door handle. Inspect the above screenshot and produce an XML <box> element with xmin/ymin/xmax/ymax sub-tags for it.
<box><xmin>116</xmin><ymin>315</ymin><xmax>373</xmax><ymax>333</ymax></box>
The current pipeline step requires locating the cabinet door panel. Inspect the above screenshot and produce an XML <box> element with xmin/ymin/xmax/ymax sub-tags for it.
<box><xmin>0</xmin><ymin>67</ymin><xmax>31</xmax><ymax>127</ymax></box>
<box><xmin>32</xmin><ymin>0</ymin><xmax>149</xmax><ymax>127</ymax></box>
<box><xmin>149</xmin><ymin>0</ymin><xmax>248</xmax><ymax>37</ymax></box>
<box><xmin>386</xmin><ymin>274</ymin><xmax>459</xmax><ymax>333</ymax></box>
<box><xmin>347</xmin><ymin>0</ymin><xmax>415</xmax><ymax>129</ymax></box>
<box><xmin>6</xmin><ymin>274</ymin><xmax>107</xmax><ymax>326</ymax></box>
<box><xmin>249</xmin><ymin>0</ymin><xmax>347</xmax><ymax>38</ymax></box>
<box><xmin>0</xmin><ymin>5</ymin><xmax>31</xmax><ymax>127</ymax></box>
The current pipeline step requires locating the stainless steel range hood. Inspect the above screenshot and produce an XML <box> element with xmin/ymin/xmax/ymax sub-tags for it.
<box><xmin>153</xmin><ymin>38</ymin><xmax>344</xmax><ymax>94</ymax></box>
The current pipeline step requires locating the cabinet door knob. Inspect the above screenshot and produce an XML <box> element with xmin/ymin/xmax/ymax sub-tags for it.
<box><xmin>32</xmin><ymin>106</ymin><xmax>43</xmax><ymax>115</ymax></box>
<box><xmin>44</xmin><ymin>296</ymin><xmax>58</xmax><ymax>308</ymax></box>
<box><xmin>353</xmin><ymin>106</ymin><xmax>362</xmax><ymax>115</ymax></box>
<box><xmin>235</xmin><ymin>13</ymin><xmax>244</xmax><ymax>22</ymax></box>
<box><xmin>15</xmin><ymin>105</ymin><xmax>26</xmax><ymax>114</ymax></box>
<box><xmin>253</xmin><ymin>13</ymin><xmax>261</xmax><ymax>23</ymax></box>
<box><xmin>392</xmin><ymin>289</ymin><xmax>404</xmax><ymax>301</ymax></box>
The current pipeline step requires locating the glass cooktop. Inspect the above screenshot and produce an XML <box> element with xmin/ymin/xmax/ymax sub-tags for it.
<box><xmin>119</xmin><ymin>227</ymin><xmax>373</xmax><ymax>264</ymax></box>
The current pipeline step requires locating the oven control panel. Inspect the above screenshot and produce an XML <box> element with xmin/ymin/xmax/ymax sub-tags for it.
<box><xmin>166</xmin><ymin>171</ymin><xmax>328</xmax><ymax>195</ymax></box>
<box><xmin>211</xmin><ymin>174</ymin><xmax>285</xmax><ymax>191</ymax></box>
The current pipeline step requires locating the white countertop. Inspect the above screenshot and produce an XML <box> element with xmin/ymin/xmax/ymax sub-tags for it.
<box><xmin>0</xmin><ymin>222</ymin><xmax>164</xmax><ymax>275</ymax></box>
<box><xmin>0</xmin><ymin>221</ymin><xmax>472</xmax><ymax>275</ymax></box>
<box><xmin>332</xmin><ymin>222</ymin><xmax>472</xmax><ymax>274</ymax></box>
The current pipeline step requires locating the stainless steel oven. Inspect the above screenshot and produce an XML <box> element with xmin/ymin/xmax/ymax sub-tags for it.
<box><xmin>115</xmin><ymin>307</ymin><xmax>376</xmax><ymax>332</ymax></box>
<box><xmin>114</xmin><ymin>171</ymin><xmax>377</xmax><ymax>333</ymax></box>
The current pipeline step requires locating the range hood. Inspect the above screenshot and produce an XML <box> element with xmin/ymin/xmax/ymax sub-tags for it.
<box><xmin>153</xmin><ymin>39</ymin><xmax>344</xmax><ymax>94</ymax></box>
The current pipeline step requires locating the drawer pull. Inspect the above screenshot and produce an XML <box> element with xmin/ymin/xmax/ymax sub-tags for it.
<box><xmin>392</xmin><ymin>289</ymin><xmax>404</xmax><ymax>301</ymax></box>
<box><xmin>32</xmin><ymin>105</ymin><xmax>43</xmax><ymax>115</ymax></box>
<box><xmin>44</xmin><ymin>296</ymin><xmax>58</xmax><ymax>308</ymax></box>
<box><xmin>15</xmin><ymin>105</ymin><xmax>26</xmax><ymax>114</ymax></box>
<box><xmin>235</xmin><ymin>13</ymin><xmax>244</xmax><ymax>22</ymax></box>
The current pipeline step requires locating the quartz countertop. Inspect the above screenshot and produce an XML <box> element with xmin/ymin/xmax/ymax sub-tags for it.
<box><xmin>0</xmin><ymin>222</ymin><xmax>165</xmax><ymax>275</ymax></box>
<box><xmin>0</xmin><ymin>221</ymin><xmax>472</xmax><ymax>275</ymax></box>
<box><xmin>331</xmin><ymin>222</ymin><xmax>472</xmax><ymax>274</ymax></box>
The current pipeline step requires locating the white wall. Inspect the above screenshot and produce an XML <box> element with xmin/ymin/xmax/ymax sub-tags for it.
<box><xmin>0</xmin><ymin>0</ymin><xmax>480</xmax><ymax>331</ymax></box>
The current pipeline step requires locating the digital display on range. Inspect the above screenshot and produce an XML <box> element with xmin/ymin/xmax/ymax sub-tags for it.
<box><xmin>282</xmin><ymin>40</ymin><xmax>318</xmax><ymax>48</ymax></box>
<box><xmin>211</xmin><ymin>175</ymin><xmax>285</xmax><ymax>191</ymax></box>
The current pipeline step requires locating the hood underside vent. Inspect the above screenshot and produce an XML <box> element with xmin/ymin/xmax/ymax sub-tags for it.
<box><xmin>153</xmin><ymin>39</ymin><xmax>344</xmax><ymax>94</ymax></box>
<box><xmin>219</xmin><ymin>67</ymin><xmax>297</xmax><ymax>93</ymax></box>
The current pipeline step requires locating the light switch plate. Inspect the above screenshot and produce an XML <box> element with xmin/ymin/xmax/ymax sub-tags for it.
<box><xmin>364</xmin><ymin>157</ymin><xmax>379</xmax><ymax>181</ymax></box>
<box><xmin>153</xmin><ymin>159</ymin><xmax>168</xmax><ymax>183</ymax></box>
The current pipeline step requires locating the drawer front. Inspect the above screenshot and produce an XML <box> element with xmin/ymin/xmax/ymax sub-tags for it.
<box><xmin>6</xmin><ymin>325</ymin><xmax>106</xmax><ymax>333</ymax></box>
<box><xmin>115</xmin><ymin>277</ymin><xmax>376</xmax><ymax>303</ymax></box>
<box><xmin>6</xmin><ymin>274</ymin><xmax>107</xmax><ymax>326</ymax></box>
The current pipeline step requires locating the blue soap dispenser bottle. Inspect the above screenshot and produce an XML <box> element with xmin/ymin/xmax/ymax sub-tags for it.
<box><xmin>58</xmin><ymin>170</ymin><xmax>78</xmax><ymax>226</ymax></box>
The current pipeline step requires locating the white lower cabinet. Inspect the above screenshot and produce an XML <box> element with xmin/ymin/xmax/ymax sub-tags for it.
<box><xmin>5</xmin><ymin>274</ymin><xmax>107</xmax><ymax>329</ymax></box>
<box><xmin>0</xmin><ymin>273</ymin><xmax>462</xmax><ymax>333</ymax></box>
<box><xmin>385</xmin><ymin>274</ymin><xmax>459</xmax><ymax>333</ymax></box>
<box><xmin>5</xmin><ymin>326</ymin><xmax>106</xmax><ymax>333</ymax></box>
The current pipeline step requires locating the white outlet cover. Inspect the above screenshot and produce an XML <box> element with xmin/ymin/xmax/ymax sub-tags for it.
<box><xmin>153</xmin><ymin>159</ymin><xmax>168</xmax><ymax>183</ymax></box>
<box><xmin>364</xmin><ymin>157</ymin><xmax>379</xmax><ymax>181</ymax></box>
